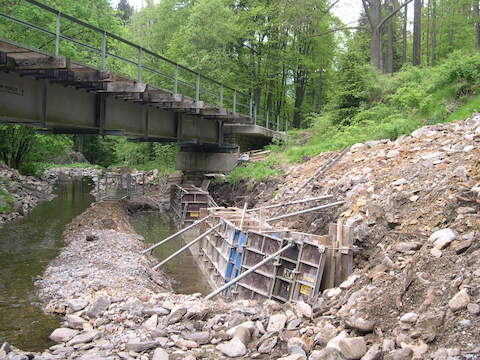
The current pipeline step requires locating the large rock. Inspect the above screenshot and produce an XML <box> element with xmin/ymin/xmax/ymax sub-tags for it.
<box><xmin>142</xmin><ymin>314</ymin><xmax>158</xmax><ymax>331</ymax></box>
<box><xmin>361</xmin><ymin>344</ymin><xmax>382</xmax><ymax>360</ymax></box>
<box><xmin>216</xmin><ymin>337</ymin><xmax>247</xmax><ymax>358</ymax></box>
<box><xmin>66</xmin><ymin>314</ymin><xmax>85</xmax><ymax>330</ymax></box>
<box><xmin>167</xmin><ymin>308</ymin><xmax>187</xmax><ymax>325</ymax></box>
<box><xmin>184</xmin><ymin>331</ymin><xmax>211</xmax><ymax>345</ymax></box>
<box><xmin>267</xmin><ymin>313</ymin><xmax>287</xmax><ymax>332</ymax></box>
<box><xmin>152</xmin><ymin>348</ymin><xmax>169</xmax><ymax>360</ymax></box>
<box><xmin>448</xmin><ymin>289</ymin><xmax>470</xmax><ymax>311</ymax></box>
<box><xmin>338</xmin><ymin>337</ymin><xmax>367</xmax><ymax>359</ymax></box>
<box><xmin>126</xmin><ymin>341</ymin><xmax>157</xmax><ymax>352</ymax></box>
<box><xmin>310</xmin><ymin>348</ymin><xmax>346</xmax><ymax>360</ymax></box>
<box><xmin>66</xmin><ymin>298</ymin><xmax>89</xmax><ymax>312</ymax></box>
<box><xmin>258</xmin><ymin>336</ymin><xmax>278</xmax><ymax>353</ymax></box>
<box><xmin>67</xmin><ymin>331</ymin><xmax>98</xmax><ymax>346</ymax></box>
<box><xmin>86</xmin><ymin>296</ymin><xmax>111</xmax><ymax>319</ymax></box>
<box><xmin>315</xmin><ymin>323</ymin><xmax>338</xmax><ymax>346</ymax></box>
<box><xmin>49</xmin><ymin>328</ymin><xmax>78</xmax><ymax>343</ymax></box>
<box><xmin>294</xmin><ymin>301</ymin><xmax>313</xmax><ymax>318</ymax></box>
<box><xmin>345</xmin><ymin>317</ymin><xmax>375</xmax><ymax>333</ymax></box>
<box><xmin>429</xmin><ymin>229</ymin><xmax>456</xmax><ymax>249</ymax></box>
<box><xmin>399</xmin><ymin>313</ymin><xmax>418</xmax><ymax>324</ymax></box>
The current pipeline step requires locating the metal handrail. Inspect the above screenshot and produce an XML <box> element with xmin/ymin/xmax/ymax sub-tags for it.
<box><xmin>0</xmin><ymin>0</ymin><xmax>282</xmax><ymax>127</ymax></box>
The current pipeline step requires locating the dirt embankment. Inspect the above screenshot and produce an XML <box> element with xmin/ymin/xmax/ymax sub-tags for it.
<box><xmin>212</xmin><ymin>115</ymin><xmax>480</xmax><ymax>358</ymax></box>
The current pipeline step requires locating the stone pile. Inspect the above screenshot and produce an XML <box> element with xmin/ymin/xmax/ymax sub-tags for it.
<box><xmin>0</xmin><ymin>163</ymin><xmax>53</xmax><ymax>225</ymax></box>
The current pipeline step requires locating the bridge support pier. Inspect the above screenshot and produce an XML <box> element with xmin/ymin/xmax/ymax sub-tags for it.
<box><xmin>176</xmin><ymin>149</ymin><xmax>239</xmax><ymax>173</ymax></box>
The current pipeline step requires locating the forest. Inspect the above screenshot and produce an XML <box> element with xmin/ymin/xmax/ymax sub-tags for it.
<box><xmin>1</xmin><ymin>0</ymin><xmax>480</xmax><ymax>179</ymax></box>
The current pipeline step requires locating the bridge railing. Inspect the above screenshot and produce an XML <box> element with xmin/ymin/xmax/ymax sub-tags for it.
<box><xmin>0</xmin><ymin>0</ymin><xmax>279</xmax><ymax>126</ymax></box>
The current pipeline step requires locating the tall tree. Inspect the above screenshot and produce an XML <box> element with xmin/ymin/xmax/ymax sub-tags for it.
<box><xmin>412</xmin><ymin>0</ymin><xmax>422</xmax><ymax>65</ymax></box>
<box><xmin>117</xmin><ymin>0</ymin><xmax>134</xmax><ymax>21</ymax></box>
<box><xmin>475</xmin><ymin>0</ymin><xmax>480</xmax><ymax>49</ymax></box>
<box><xmin>362</xmin><ymin>0</ymin><xmax>414</xmax><ymax>72</ymax></box>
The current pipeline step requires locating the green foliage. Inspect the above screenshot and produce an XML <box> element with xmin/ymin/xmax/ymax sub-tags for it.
<box><xmin>0</xmin><ymin>125</ymin><xmax>72</xmax><ymax>172</ymax></box>
<box><xmin>274</xmin><ymin>51</ymin><xmax>480</xmax><ymax>163</ymax></box>
<box><xmin>227</xmin><ymin>158</ymin><xmax>282</xmax><ymax>185</ymax></box>
<box><xmin>328</xmin><ymin>43</ymin><xmax>381</xmax><ymax>125</ymax></box>
<box><xmin>0</xmin><ymin>187</ymin><xmax>15</xmax><ymax>214</ymax></box>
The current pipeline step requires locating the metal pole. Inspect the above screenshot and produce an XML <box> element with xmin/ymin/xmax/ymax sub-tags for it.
<box><xmin>277</xmin><ymin>115</ymin><xmax>279</xmax><ymax>131</ymax></box>
<box><xmin>247</xmin><ymin>195</ymin><xmax>334</xmax><ymax>212</ymax></box>
<box><xmin>195</xmin><ymin>73</ymin><xmax>201</xmax><ymax>103</ymax></box>
<box><xmin>100</xmin><ymin>31</ymin><xmax>106</xmax><ymax>70</ymax></box>
<box><xmin>249</xmin><ymin>95</ymin><xmax>253</xmax><ymax>118</ymax></box>
<box><xmin>55</xmin><ymin>13</ymin><xmax>61</xmax><ymax>56</ymax></box>
<box><xmin>233</xmin><ymin>90</ymin><xmax>237</xmax><ymax>113</ymax></box>
<box><xmin>254</xmin><ymin>103</ymin><xmax>257</xmax><ymax>125</ymax></box>
<box><xmin>266</xmin><ymin>111</ymin><xmax>269</xmax><ymax>129</ymax></box>
<box><xmin>137</xmin><ymin>47</ymin><xmax>142</xmax><ymax>82</ymax></box>
<box><xmin>205</xmin><ymin>242</ymin><xmax>294</xmax><ymax>300</ymax></box>
<box><xmin>142</xmin><ymin>216</ymin><xmax>209</xmax><ymax>254</ymax></box>
<box><xmin>267</xmin><ymin>201</ymin><xmax>345</xmax><ymax>222</ymax></box>
<box><xmin>174</xmin><ymin>64</ymin><xmax>179</xmax><ymax>93</ymax></box>
<box><xmin>152</xmin><ymin>223</ymin><xmax>221</xmax><ymax>270</ymax></box>
<box><xmin>220</xmin><ymin>85</ymin><xmax>224</xmax><ymax>108</ymax></box>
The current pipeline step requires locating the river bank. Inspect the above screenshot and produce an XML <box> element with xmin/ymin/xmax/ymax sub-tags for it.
<box><xmin>0</xmin><ymin>164</ymin><xmax>53</xmax><ymax>225</ymax></box>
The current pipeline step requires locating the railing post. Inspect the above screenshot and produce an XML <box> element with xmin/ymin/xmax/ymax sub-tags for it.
<box><xmin>266</xmin><ymin>111</ymin><xmax>269</xmax><ymax>129</ymax></box>
<box><xmin>233</xmin><ymin>90</ymin><xmax>237</xmax><ymax>113</ymax></box>
<box><xmin>277</xmin><ymin>115</ymin><xmax>279</xmax><ymax>131</ymax></box>
<box><xmin>254</xmin><ymin>103</ymin><xmax>257</xmax><ymax>125</ymax></box>
<box><xmin>174</xmin><ymin>64</ymin><xmax>179</xmax><ymax>93</ymax></box>
<box><xmin>137</xmin><ymin>47</ymin><xmax>142</xmax><ymax>82</ymax></box>
<box><xmin>55</xmin><ymin>13</ymin><xmax>61</xmax><ymax>56</ymax></box>
<box><xmin>100</xmin><ymin>31</ymin><xmax>106</xmax><ymax>70</ymax></box>
<box><xmin>249</xmin><ymin>94</ymin><xmax>253</xmax><ymax>118</ymax></box>
<box><xmin>195</xmin><ymin>73</ymin><xmax>200</xmax><ymax>102</ymax></box>
<box><xmin>220</xmin><ymin>85</ymin><xmax>224</xmax><ymax>108</ymax></box>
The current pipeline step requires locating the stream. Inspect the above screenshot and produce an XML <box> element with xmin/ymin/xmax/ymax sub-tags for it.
<box><xmin>0</xmin><ymin>178</ymin><xmax>94</xmax><ymax>352</ymax></box>
<box><xmin>130</xmin><ymin>212</ymin><xmax>211</xmax><ymax>296</ymax></box>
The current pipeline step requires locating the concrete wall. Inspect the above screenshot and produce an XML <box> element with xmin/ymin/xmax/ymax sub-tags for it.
<box><xmin>176</xmin><ymin>151</ymin><xmax>239</xmax><ymax>173</ymax></box>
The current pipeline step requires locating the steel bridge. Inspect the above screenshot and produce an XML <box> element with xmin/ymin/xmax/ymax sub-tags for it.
<box><xmin>0</xmin><ymin>0</ymin><xmax>285</xmax><ymax>172</ymax></box>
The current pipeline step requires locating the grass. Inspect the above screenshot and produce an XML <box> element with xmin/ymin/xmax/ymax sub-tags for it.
<box><xmin>0</xmin><ymin>187</ymin><xmax>15</xmax><ymax>214</ymax></box>
<box><xmin>445</xmin><ymin>94</ymin><xmax>480</xmax><ymax>123</ymax></box>
<box><xmin>227</xmin><ymin>158</ymin><xmax>282</xmax><ymax>185</ymax></box>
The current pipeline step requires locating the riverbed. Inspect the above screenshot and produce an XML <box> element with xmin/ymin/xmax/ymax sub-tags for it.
<box><xmin>0</xmin><ymin>178</ymin><xmax>94</xmax><ymax>351</ymax></box>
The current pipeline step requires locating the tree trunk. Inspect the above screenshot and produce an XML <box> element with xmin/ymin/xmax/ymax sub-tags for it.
<box><xmin>386</xmin><ymin>1</ymin><xmax>394</xmax><ymax>74</ymax></box>
<box><xmin>431</xmin><ymin>0</ymin><xmax>437</xmax><ymax>65</ymax></box>
<box><xmin>403</xmin><ymin>4</ymin><xmax>408</xmax><ymax>64</ymax></box>
<box><xmin>293</xmin><ymin>73</ymin><xmax>306</xmax><ymax>129</ymax></box>
<box><xmin>412</xmin><ymin>0</ymin><xmax>422</xmax><ymax>66</ymax></box>
<box><xmin>475</xmin><ymin>0</ymin><xmax>480</xmax><ymax>50</ymax></box>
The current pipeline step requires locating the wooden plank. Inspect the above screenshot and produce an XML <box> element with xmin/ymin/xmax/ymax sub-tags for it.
<box><xmin>322</xmin><ymin>224</ymin><xmax>336</xmax><ymax>289</ymax></box>
<box><xmin>0</xmin><ymin>52</ymin><xmax>17</xmax><ymax>68</ymax></box>
<box><xmin>13</xmin><ymin>55</ymin><xmax>70</xmax><ymax>70</ymax></box>
<box><xmin>145</xmin><ymin>92</ymin><xmax>183</xmax><ymax>102</ymax></box>
<box><xmin>344</xmin><ymin>225</ymin><xmax>353</xmax><ymax>278</ymax></box>
<box><xmin>104</xmin><ymin>81</ymin><xmax>147</xmax><ymax>93</ymax></box>
<box><xmin>335</xmin><ymin>221</ymin><xmax>343</xmax><ymax>287</ymax></box>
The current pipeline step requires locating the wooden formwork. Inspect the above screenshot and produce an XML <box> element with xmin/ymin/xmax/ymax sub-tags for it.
<box><xmin>197</xmin><ymin>207</ymin><xmax>354</xmax><ymax>303</ymax></box>
<box><xmin>171</xmin><ymin>184</ymin><xmax>209</xmax><ymax>226</ymax></box>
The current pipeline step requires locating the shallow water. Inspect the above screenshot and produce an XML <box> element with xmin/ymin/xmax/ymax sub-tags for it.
<box><xmin>0</xmin><ymin>178</ymin><xmax>94</xmax><ymax>351</ymax></box>
<box><xmin>130</xmin><ymin>212</ymin><xmax>211</xmax><ymax>295</ymax></box>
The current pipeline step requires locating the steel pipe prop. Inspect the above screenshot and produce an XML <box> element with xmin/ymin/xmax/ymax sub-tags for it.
<box><xmin>152</xmin><ymin>223</ymin><xmax>221</xmax><ymax>270</ymax></box>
